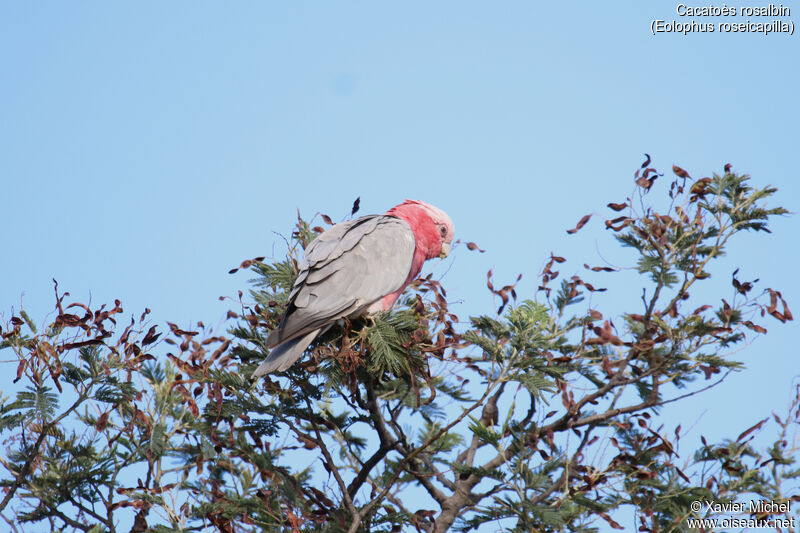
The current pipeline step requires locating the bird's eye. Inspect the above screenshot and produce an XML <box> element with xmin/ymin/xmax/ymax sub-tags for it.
<box><xmin>439</xmin><ymin>225</ymin><xmax>447</xmax><ymax>238</ymax></box>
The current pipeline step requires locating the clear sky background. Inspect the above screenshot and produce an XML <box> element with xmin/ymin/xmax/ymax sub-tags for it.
<box><xmin>1</xmin><ymin>1</ymin><xmax>798</xmax><ymax>529</ymax></box>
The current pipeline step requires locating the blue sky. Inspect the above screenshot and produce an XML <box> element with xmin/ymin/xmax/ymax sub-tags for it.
<box><xmin>1</xmin><ymin>1</ymin><xmax>798</xmax><ymax>527</ymax></box>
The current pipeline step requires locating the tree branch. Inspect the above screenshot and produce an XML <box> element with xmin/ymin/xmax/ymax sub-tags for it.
<box><xmin>346</xmin><ymin>378</ymin><xmax>399</xmax><ymax>499</ymax></box>
<box><xmin>0</xmin><ymin>389</ymin><xmax>92</xmax><ymax>513</ymax></box>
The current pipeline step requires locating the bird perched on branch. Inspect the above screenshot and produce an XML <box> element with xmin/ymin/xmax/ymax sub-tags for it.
<box><xmin>252</xmin><ymin>200</ymin><xmax>454</xmax><ymax>377</ymax></box>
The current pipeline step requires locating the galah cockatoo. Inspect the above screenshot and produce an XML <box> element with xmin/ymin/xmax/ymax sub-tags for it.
<box><xmin>252</xmin><ymin>200</ymin><xmax>454</xmax><ymax>377</ymax></box>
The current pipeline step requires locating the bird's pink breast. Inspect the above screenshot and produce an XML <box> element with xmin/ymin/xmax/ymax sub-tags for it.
<box><xmin>366</xmin><ymin>292</ymin><xmax>401</xmax><ymax>314</ymax></box>
<box><xmin>366</xmin><ymin>200</ymin><xmax>445</xmax><ymax>315</ymax></box>
<box><xmin>365</xmin><ymin>252</ymin><xmax>426</xmax><ymax>314</ymax></box>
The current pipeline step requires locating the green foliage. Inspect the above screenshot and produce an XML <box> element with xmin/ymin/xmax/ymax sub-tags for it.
<box><xmin>364</xmin><ymin>310</ymin><xmax>419</xmax><ymax>375</ymax></box>
<box><xmin>0</xmin><ymin>163</ymin><xmax>794</xmax><ymax>532</ymax></box>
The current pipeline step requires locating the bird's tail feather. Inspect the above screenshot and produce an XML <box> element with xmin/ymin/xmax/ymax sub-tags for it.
<box><xmin>251</xmin><ymin>328</ymin><xmax>322</xmax><ymax>377</ymax></box>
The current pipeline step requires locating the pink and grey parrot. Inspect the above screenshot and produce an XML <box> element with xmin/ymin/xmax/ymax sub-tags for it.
<box><xmin>252</xmin><ymin>200</ymin><xmax>454</xmax><ymax>377</ymax></box>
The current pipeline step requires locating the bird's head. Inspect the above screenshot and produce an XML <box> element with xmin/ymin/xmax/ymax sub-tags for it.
<box><xmin>386</xmin><ymin>200</ymin><xmax>454</xmax><ymax>260</ymax></box>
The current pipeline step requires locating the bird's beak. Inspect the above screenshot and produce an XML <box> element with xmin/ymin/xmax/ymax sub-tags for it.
<box><xmin>439</xmin><ymin>242</ymin><xmax>450</xmax><ymax>259</ymax></box>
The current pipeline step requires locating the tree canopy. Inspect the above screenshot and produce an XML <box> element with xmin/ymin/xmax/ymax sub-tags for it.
<box><xmin>0</xmin><ymin>161</ymin><xmax>795</xmax><ymax>532</ymax></box>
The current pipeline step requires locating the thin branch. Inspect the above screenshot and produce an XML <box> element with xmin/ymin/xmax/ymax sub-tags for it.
<box><xmin>0</xmin><ymin>511</ymin><xmax>22</xmax><ymax>533</ymax></box>
<box><xmin>0</xmin><ymin>390</ymin><xmax>92</xmax><ymax>513</ymax></box>
<box><xmin>346</xmin><ymin>378</ymin><xmax>398</xmax><ymax>498</ymax></box>
<box><xmin>51</xmin><ymin>505</ymin><xmax>93</xmax><ymax>532</ymax></box>
<box><xmin>66</xmin><ymin>495</ymin><xmax>112</xmax><ymax>527</ymax></box>
<box><xmin>299</xmin><ymin>397</ymin><xmax>359</xmax><ymax>524</ymax></box>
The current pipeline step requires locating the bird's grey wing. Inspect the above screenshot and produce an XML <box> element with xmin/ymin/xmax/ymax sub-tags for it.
<box><xmin>251</xmin><ymin>327</ymin><xmax>326</xmax><ymax>377</ymax></box>
<box><xmin>288</xmin><ymin>215</ymin><xmax>383</xmax><ymax>300</ymax></box>
<box><xmin>267</xmin><ymin>215</ymin><xmax>415</xmax><ymax>347</ymax></box>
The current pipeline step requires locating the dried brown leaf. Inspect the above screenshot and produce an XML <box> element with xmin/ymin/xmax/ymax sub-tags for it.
<box><xmin>567</xmin><ymin>213</ymin><xmax>592</xmax><ymax>234</ymax></box>
<box><xmin>737</xmin><ymin>417</ymin><xmax>768</xmax><ymax>442</ymax></box>
<box><xmin>672</xmin><ymin>165</ymin><xmax>690</xmax><ymax>179</ymax></box>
